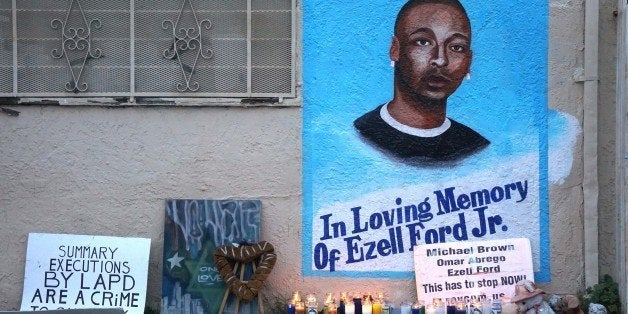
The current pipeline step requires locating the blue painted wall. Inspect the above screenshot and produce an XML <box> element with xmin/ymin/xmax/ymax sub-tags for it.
<box><xmin>303</xmin><ymin>0</ymin><xmax>549</xmax><ymax>282</ymax></box>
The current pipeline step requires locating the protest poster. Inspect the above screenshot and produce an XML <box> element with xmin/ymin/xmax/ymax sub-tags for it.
<box><xmin>20</xmin><ymin>233</ymin><xmax>151</xmax><ymax>314</ymax></box>
<box><xmin>413</xmin><ymin>238</ymin><xmax>534</xmax><ymax>304</ymax></box>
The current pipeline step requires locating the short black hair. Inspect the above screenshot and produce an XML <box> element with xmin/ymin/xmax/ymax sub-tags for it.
<box><xmin>394</xmin><ymin>0</ymin><xmax>470</xmax><ymax>35</ymax></box>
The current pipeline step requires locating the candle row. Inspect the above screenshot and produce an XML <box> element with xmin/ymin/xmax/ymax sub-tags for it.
<box><xmin>286</xmin><ymin>291</ymin><xmax>393</xmax><ymax>314</ymax></box>
<box><xmin>287</xmin><ymin>293</ymin><xmax>517</xmax><ymax>314</ymax></box>
<box><xmin>415</xmin><ymin>298</ymin><xmax>516</xmax><ymax>314</ymax></box>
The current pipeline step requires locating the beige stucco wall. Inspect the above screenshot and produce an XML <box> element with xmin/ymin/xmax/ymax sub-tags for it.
<box><xmin>0</xmin><ymin>0</ymin><xmax>620</xmax><ymax>312</ymax></box>
<box><xmin>0</xmin><ymin>105</ymin><xmax>303</xmax><ymax>311</ymax></box>
<box><xmin>597</xmin><ymin>0</ymin><xmax>619</xmax><ymax>280</ymax></box>
<box><xmin>546</xmin><ymin>0</ymin><xmax>586</xmax><ymax>295</ymax></box>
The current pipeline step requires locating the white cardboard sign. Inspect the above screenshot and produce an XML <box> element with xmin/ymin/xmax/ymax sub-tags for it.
<box><xmin>414</xmin><ymin>238</ymin><xmax>533</xmax><ymax>304</ymax></box>
<box><xmin>21</xmin><ymin>233</ymin><xmax>151</xmax><ymax>314</ymax></box>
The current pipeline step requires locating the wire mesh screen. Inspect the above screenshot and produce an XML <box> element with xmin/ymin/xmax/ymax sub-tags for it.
<box><xmin>15</xmin><ymin>0</ymin><xmax>131</xmax><ymax>94</ymax></box>
<box><xmin>0</xmin><ymin>2</ymin><xmax>12</xmax><ymax>93</ymax></box>
<box><xmin>2</xmin><ymin>0</ymin><xmax>295</xmax><ymax>98</ymax></box>
<box><xmin>134</xmin><ymin>2</ymin><xmax>248</xmax><ymax>94</ymax></box>
<box><xmin>251</xmin><ymin>0</ymin><xmax>292</xmax><ymax>94</ymax></box>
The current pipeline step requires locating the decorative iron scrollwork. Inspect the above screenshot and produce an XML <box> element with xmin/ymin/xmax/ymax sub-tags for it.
<box><xmin>51</xmin><ymin>0</ymin><xmax>102</xmax><ymax>92</ymax></box>
<box><xmin>163</xmin><ymin>0</ymin><xmax>213</xmax><ymax>92</ymax></box>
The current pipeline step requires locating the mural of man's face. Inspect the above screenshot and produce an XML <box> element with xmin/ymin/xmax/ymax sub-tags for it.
<box><xmin>391</xmin><ymin>3</ymin><xmax>472</xmax><ymax>102</ymax></box>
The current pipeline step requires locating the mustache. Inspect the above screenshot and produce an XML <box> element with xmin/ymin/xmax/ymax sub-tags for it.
<box><xmin>422</xmin><ymin>69</ymin><xmax>455</xmax><ymax>81</ymax></box>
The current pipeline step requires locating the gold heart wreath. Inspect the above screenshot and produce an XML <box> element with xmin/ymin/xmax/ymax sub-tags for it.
<box><xmin>214</xmin><ymin>241</ymin><xmax>277</xmax><ymax>302</ymax></box>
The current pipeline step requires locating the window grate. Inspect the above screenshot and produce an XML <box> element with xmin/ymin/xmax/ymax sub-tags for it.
<box><xmin>1</xmin><ymin>0</ymin><xmax>295</xmax><ymax>99</ymax></box>
<box><xmin>0</xmin><ymin>1</ymin><xmax>12</xmax><ymax>93</ymax></box>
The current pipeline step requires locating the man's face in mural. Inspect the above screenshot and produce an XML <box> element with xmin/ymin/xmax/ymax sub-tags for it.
<box><xmin>391</xmin><ymin>3</ymin><xmax>472</xmax><ymax>102</ymax></box>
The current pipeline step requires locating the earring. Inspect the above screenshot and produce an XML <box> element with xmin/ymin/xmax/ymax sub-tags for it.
<box><xmin>391</xmin><ymin>60</ymin><xmax>396</xmax><ymax>68</ymax></box>
<box><xmin>466</xmin><ymin>73</ymin><xmax>471</xmax><ymax>80</ymax></box>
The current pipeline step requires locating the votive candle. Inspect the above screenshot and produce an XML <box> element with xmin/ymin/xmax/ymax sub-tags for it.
<box><xmin>296</xmin><ymin>301</ymin><xmax>306</xmax><ymax>314</ymax></box>
<box><xmin>433</xmin><ymin>298</ymin><xmax>446</xmax><ymax>314</ymax></box>
<box><xmin>345</xmin><ymin>301</ymin><xmax>356</xmax><ymax>314</ymax></box>
<box><xmin>381</xmin><ymin>303</ymin><xmax>391</xmax><ymax>314</ymax></box>
<box><xmin>435</xmin><ymin>304</ymin><xmax>447</xmax><ymax>314</ymax></box>
<box><xmin>414</xmin><ymin>301</ymin><xmax>426</xmax><ymax>314</ymax></box>
<box><xmin>362</xmin><ymin>300</ymin><xmax>372</xmax><ymax>314</ymax></box>
<box><xmin>481</xmin><ymin>299</ymin><xmax>491</xmax><ymax>314</ymax></box>
<box><xmin>425</xmin><ymin>304</ymin><xmax>436</xmax><ymax>314</ymax></box>
<box><xmin>306</xmin><ymin>294</ymin><xmax>318</xmax><ymax>314</ymax></box>
<box><xmin>353</xmin><ymin>294</ymin><xmax>362</xmax><ymax>314</ymax></box>
<box><xmin>328</xmin><ymin>302</ymin><xmax>338</xmax><ymax>314</ymax></box>
<box><xmin>454</xmin><ymin>302</ymin><xmax>466</xmax><ymax>314</ymax></box>
<box><xmin>372</xmin><ymin>301</ymin><xmax>382</xmax><ymax>314</ymax></box>
<box><xmin>400</xmin><ymin>303</ymin><xmax>411</xmax><ymax>314</ymax></box>
<box><xmin>339</xmin><ymin>292</ymin><xmax>348</xmax><ymax>314</ymax></box>
<box><xmin>411</xmin><ymin>303</ymin><xmax>421</xmax><ymax>314</ymax></box>
<box><xmin>324</xmin><ymin>293</ymin><xmax>335</xmax><ymax>314</ymax></box>
<box><xmin>446</xmin><ymin>300</ymin><xmax>456</xmax><ymax>314</ymax></box>
<box><xmin>287</xmin><ymin>303</ymin><xmax>296</xmax><ymax>314</ymax></box>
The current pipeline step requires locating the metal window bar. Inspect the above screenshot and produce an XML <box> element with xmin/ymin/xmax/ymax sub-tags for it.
<box><xmin>247</xmin><ymin>0</ymin><xmax>252</xmax><ymax>95</ymax></box>
<box><xmin>1</xmin><ymin>0</ymin><xmax>295</xmax><ymax>99</ymax></box>
<box><xmin>129</xmin><ymin>0</ymin><xmax>135</xmax><ymax>101</ymax></box>
<box><xmin>11</xmin><ymin>0</ymin><xmax>17</xmax><ymax>94</ymax></box>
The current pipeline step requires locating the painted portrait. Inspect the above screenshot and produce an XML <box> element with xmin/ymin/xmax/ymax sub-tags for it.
<box><xmin>354</xmin><ymin>0</ymin><xmax>488</xmax><ymax>164</ymax></box>
<box><xmin>303</xmin><ymin>0</ymin><xmax>550</xmax><ymax>282</ymax></box>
